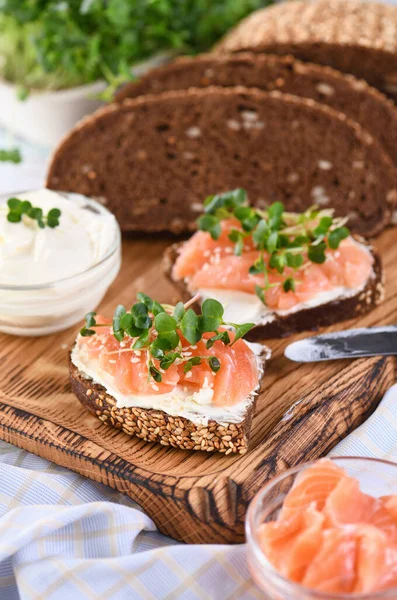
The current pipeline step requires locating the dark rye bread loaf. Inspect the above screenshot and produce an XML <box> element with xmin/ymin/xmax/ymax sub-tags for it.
<box><xmin>216</xmin><ymin>0</ymin><xmax>397</xmax><ymax>102</ymax></box>
<box><xmin>69</xmin><ymin>347</ymin><xmax>269</xmax><ymax>454</ymax></box>
<box><xmin>163</xmin><ymin>241</ymin><xmax>384</xmax><ymax>341</ymax></box>
<box><xmin>46</xmin><ymin>87</ymin><xmax>397</xmax><ymax>237</ymax></box>
<box><xmin>114</xmin><ymin>53</ymin><xmax>397</xmax><ymax>170</ymax></box>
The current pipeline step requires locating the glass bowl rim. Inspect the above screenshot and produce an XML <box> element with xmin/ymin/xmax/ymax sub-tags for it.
<box><xmin>0</xmin><ymin>190</ymin><xmax>121</xmax><ymax>291</ymax></box>
<box><xmin>245</xmin><ymin>455</ymin><xmax>397</xmax><ymax>600</ymax></box>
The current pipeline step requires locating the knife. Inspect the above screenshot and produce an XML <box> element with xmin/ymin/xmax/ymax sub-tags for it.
<box><xmin>284</xmin><ymin>326</ymin><xmax>397</xmax><ymax>362</ymax></box>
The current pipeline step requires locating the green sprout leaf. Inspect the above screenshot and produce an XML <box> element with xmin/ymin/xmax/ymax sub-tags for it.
<box><xmin>149</xmin><ymin>362</ymin><xmax>162</xmax><ymax>383</ymax></box>
<box><xmin>80</xmin><ymin>311</ymin><xmax>98</xmax><ymax>337</ymax></box>
<box><xmin>268</xmin><ymin>201</ymin><xmax>284</xmax><ymax>229</ymax></box>
<box><xmin>131</xmin><ymin>302</ymin><xmax>152</xmax><ymax>330</ymax></box>
<box><xmin>199</xmin><ymin>299</ymin><xmax>224</xmax><ymax>332</ymax></box>
<box><xmin>154</xmin><ymin>312</ymin><xmax>178</xmax><ymax>335</ymax></box>
<box><xmin>227</xmin><ymin>322</ymin><xmax>255</xmax><ymax>343</ymax></box>
<box><xmin>113</xmin><ymin>305</ymin><xmax>127</xmax><ymax>342</ymax></box>
<box><xmin>228</xmin><ymin>228</ymin><xmax>245</xmax><ymax>256</ymax></box>
<box><xmin>133</xmin><ymin>329</ymin><xmax>150</xmax><ymax>349</ymax></box>
<box><xmin>206</xmin><ymin>330</ymin><xmax>230</xmax><ymax>349</ymax></box>
<box><xmin>120</xmin><ymin>313</ymin><xmax>142</xmax><ymax>338</ymax></box>
<box><xmin>173</xmin><ymin>302</ymin><xmax>185</xmax><ymax>322</ymax></box>
<box><xmin>269</xmin><ymin>253</ymin><xmax>285</xmax><ymax>274</ymax></box>
<box><xmin>283</xmin><ymin>277</ymin><xmax>295</xmax><ymax>293</ymax></box>
<box><xmin>249</xmin><ymin>255</ymin><xmax>266</xmax><ymax>275</ymax></box>
<box><xmin>137</xmin><ymin>292</ymin><xmax>164</xmax><ymax>316</ymax></box>
<box><xmin>286</xmin><ymin>253</ymin><xmax>304</xmax><ymax>269</ymax></box>
<box><xmin>266</xmin><ymin>231</ymin><xmax>279</xmax><ymax>254</ymax></box>
<box><xmin>208</xmin><ymin>356</ymin><xmax>221</xmax><ymax>373</ymax></box>
<box><xmin>308</xmin><ymin>242</ymin><xmax>327</xmax><ymax>264</ymax></box>
<box><xmin>313</xmin><ymin>216</ymin><xmax>333</xmax><ymax>237</ymax></box>
<box><xmin>183</xmin><ymin>355</ymin><xmax>202</xmax><ymax>373</ymax></box>
<box><xmin>180</xmin><ymin>309</ymin><xmax>200</xmax><ymax>345</ymax></box>
<box><xmin>7</xmin><ymin>212</ymin><xmax>21</xmax><ymax>223</ymax></box>
<box><xmin>328</xmin><ymin>227</ymin><xmax>350</xmax><ymax>250</ymax></box>
<box><xmin>203</xmin><ymin>188</ymin><xmax>247</xmax><ymax>214</ymax></box>
<box><xmin>255</xmin><ymin>285</ymin><xmax>266</xmax><ymax>304</ymax></box>
<box><xmin>160</xmin><ymin>352</ymin><xmax>181</xmax><ymax>370</ymax></box>
<box><xmin>197</xmin><ymin>214</ymin><xmax>222</xmax><ymax>240</ymax></box>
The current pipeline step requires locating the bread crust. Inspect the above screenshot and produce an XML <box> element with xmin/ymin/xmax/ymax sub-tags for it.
<box><xmin>215</xmin><ymin>0</ymin><xmax>397</xmax><ymax>101</ymax></box>
<box><xmin>46</xmin><ymin>86</ymin><xmax>397</xmax><ymax>238</ymax></box>
<box><xmin>163</xmin><ymin>240</ymin><xmax>384</xmax><ymax>341</ymax></box>
<box><xmin>114</xmin><ymin>52</ymin><xmax>397</xmax><ymax>169</ymax></box>
<box><xmin>69</xmin><ymin>347</ymin><xmax>268</xmax><ymax>455</ymax></box>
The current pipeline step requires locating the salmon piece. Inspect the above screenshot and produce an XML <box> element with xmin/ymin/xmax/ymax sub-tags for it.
<box><xmin>338</xmin><ymin>238</ymin><xmax>374</xmax><ymax>288</ymax></box>
<box><xmin>114</xmin><ymin>351</ymin><xmax>180</xmax><ymax>396</ymax></box>
<box><xmin>173</xmin><ymin>219</ymin><xmax>249</xmax><ymax>279</ymax></box>
<box><xmin>209</xmin><ymin>337</ymin><xmax>259</xmax><ymax>407</ymax></box>
<box><xmin>324</xmin><ymin>477</ymin><xmax>377</xmax><ymax>527</ymax></box>
<box><xmin>370</xmin><ymin>500</ymin><xmax>397</xmax><ymax>542</ymax></box>
<box><xmin>79</xmin><ymin>315</ymin><xmax>113</xmax><ymax>359</ymax></box>
<box><xmin>302</xmin><ymin>529</ymin><xmax>357</xmax><ymax>594</ymax></box>
<box><xmin>294</xmin><ymin>264</ymin><xmax>333</xmax><ymax>304</ymax></box>
<box><xmin>178</xmin><ymin>337</ymin><xmax>216</xmax><ymax>392</ymax></box>
<box><xmin>259</xmin><ymin>506</ymin><xmax>324</xmax><ymax>583</ymax></box>
<box><xmin>189</xmin><ymin>252</ymin><xmax>263</xmax><ymax>294</ymax></box>
<box><xmin>353</xmin><ymin>525</ymin><xmax>390</xmax><ymax>594</ymax></box>
<box><xmin>381</xmin><ymin>495</ymin><xmax>397</xmax><ymax>519</ymax></box>
<box><xmin>280</xmin><ymin>458</ymin><xmax>348</xmax><ymax>520</ymax></box>
<box><xmin>377</xmin><ymin>545</ymin><xmax>397</xmax><ymax>592</ymax></box>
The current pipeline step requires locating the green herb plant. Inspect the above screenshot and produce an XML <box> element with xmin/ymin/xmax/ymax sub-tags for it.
<box><xmin>80</xmin><ymin>293</ymin><xmax>254</xmax><ymax>384</ymax></box>
<box><xmin>6</xmin><ymin>198</ymin><xmax>61</xmax><ymax>228</ymax></box>
<box><xmin>0</xmin><ymin>1</ymin><xmax>272</xmax><ymax>94</ymax></box>
<box><xmin>198</xmin><ymin>189</ymin><xmax>350</xmax><ymax>304</ymax></box>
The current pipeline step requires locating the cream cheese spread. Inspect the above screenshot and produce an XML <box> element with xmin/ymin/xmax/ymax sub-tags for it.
<box><xmin>197</xmin><ymin>285</ymin><xmax>368</xmax><ymax>326</ymax></box>
<box><xmin>71</xmin><ymin>340</ymin><xmax>268</xmax><ymax>426</ymax></box>
<box><xmin>0</xmin><ymin>189</ymin><xmax>117</xmax><ymax>285</ymax></box>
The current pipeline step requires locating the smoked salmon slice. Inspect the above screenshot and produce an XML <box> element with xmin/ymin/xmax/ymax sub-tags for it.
<box><xmin>77</xmin><ymin>320</ymin><xmax>259</xmax><ymax>407</ymax></box>
<box><xmin>173</xmin><ymin>219</ymin><xmax>373</xmax><ymax>311</ymax></box>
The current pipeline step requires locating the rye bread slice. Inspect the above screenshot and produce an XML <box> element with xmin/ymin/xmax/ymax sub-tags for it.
<box><xmin>114</xmin><ymin>53</ymin><xmax>397</xmax><ymax>170</ymax></box>
<box><xmin>216</xmin><ymin>0</ymin><xmax>397</xmax><ymax>102</ymax></box>
<box><xmin>163</xmin><ymin>240</ymin><xmax>384</xmax><ymax>341</ymax></box>
<box><xmin>69</xmin><ymin>345</ymin><xmax>269</xmax><ymax>455</ymax></box>
<box><xmin>46</xmin><ymin>87</ymin><xmax>397</xmax><ymax>237</ymax></box>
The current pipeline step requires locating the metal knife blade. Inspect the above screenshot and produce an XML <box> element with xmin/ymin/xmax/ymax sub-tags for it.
<box><xmin>284</xmin><ymin>326</ymin><xmax>397</xmax><ymax>362</ymax></box>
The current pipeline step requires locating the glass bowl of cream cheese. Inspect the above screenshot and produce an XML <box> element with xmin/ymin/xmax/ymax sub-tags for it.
<box><xmin>0</xmin><ymin>189</ymin><xmax>121</xmax><ymax>336</ymax></box>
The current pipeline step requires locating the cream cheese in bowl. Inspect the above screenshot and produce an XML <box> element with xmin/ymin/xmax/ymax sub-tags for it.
<box><xmin>0</xmin><ymin>189</ymin><xmax>121</xmax><ymax>336</ymax></box>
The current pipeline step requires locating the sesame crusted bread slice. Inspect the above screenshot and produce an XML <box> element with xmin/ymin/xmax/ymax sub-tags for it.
<box><xmin>163</xmin><ymin>241</ymin><xmax>384</xmax><ymax>341</ymax></box>
<box><xmin>46</xmin><ymin>87</ymin><xmax>397</xmax><ymax>237</ymax></box>
<box><xmin>114</xmin><ymin>53</ymin><xmax>397</xmax><ymax>170</ymax></box>
<box><xmin>215</xmin><ymin>0</ymin><xmax>397</xmax><ymax>102</ymax></box>
<box><xmin>69</xmin><ymin>346</ymin><xmax>269</xmax><ymax>455</ymax></box>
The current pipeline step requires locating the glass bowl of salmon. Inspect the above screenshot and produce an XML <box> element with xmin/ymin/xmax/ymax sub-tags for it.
<box><xmin>246</xmin><ymin>457</ymin><xmax>397</xmax><ymax>600</ymax></box>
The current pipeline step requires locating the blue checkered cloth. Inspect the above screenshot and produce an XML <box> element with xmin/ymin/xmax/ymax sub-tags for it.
<box><xmin>0</xmin><ymin>384</ymin><xmax>396</xmax><ymax>600</ymax></box>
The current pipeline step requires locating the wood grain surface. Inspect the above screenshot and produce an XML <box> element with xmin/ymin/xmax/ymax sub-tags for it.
<box><xmin>0</xmin><ymin>228</ymin><xmax>395</xmax><ymax>544</ymax></box>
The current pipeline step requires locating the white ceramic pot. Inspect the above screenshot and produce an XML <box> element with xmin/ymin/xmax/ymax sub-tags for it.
<box><xmin>0</xmin><ymin>79</ymin><xmax>106</xmax><ymax>147</ymax></box>
<box><xmin>0</xmin><ymin>52</ymin><xmax>173</xmax><ymax>147</ymax></box>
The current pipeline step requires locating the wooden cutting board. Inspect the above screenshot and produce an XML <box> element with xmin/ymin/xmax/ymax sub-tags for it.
<box><xmin>0</xmin><ymin>228</ymin><xmax>395</xmax><ymax>544</ymax></box>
